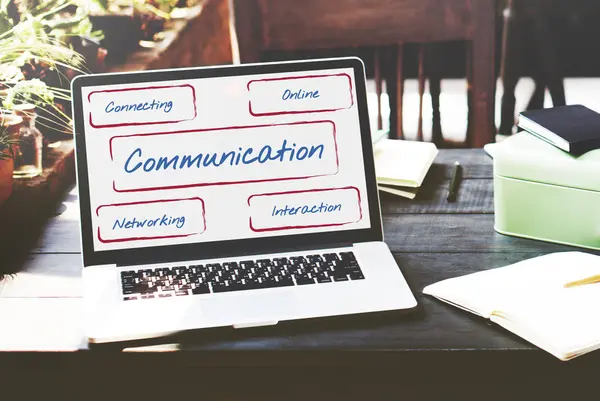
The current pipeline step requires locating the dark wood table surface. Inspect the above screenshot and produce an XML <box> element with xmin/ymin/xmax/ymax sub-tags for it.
<box><xmin>1</xmin><ymin>149</ymin><xmax>598</xmax><ymax>399</ymax></box>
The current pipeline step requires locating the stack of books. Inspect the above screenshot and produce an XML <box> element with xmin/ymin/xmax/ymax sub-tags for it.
<box><xmin>373</xmin><ymin>139</ymin><xmax>438</xmax><ymax>199</ymax></box>
<box><xmin>518</xmin><ymin>104</ymin><xmax>600</xmax><ymax>155</ymax></box>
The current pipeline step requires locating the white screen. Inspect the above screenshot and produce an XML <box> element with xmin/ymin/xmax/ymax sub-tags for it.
<box><xmin>80</xmin><ymin>67</ymin><xmax>372</xmax><ymax>251</ymax></box>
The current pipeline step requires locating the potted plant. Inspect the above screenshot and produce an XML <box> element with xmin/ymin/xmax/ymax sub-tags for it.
<box><xmin>0</xmin><ymin>111</ymin><xmax>21</xmax><ymax>207</ymax></box>
<box><xmin>0</xmin><ymin>1</ymin><xmax>87</xmax><ymax>142</ymax></box>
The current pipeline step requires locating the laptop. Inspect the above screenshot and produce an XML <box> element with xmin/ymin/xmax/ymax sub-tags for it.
<box><xmin>71</xmin><ymin>57</ymin><xmax>417</xmax><ymax>344</ymax></box>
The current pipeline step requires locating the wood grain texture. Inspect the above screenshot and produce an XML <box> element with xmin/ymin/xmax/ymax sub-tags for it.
<box><xmin>383</xmin><ymin>214</ymin><xmax>583</xmax><ymax>253</ymax></box>
<box><xmin>380</xmin><ymin>178</ymin><xmax>494</xmax><ymax>214</ymax></box>
<box><xmin>468</xmin><ymin>0</ymin><xmax>497</xmax><ymax>147</ymax></box>
<box><xmin>255</xmin><ymin>0</ymin><xmax>473</xmax><ymax>50</ymax></box>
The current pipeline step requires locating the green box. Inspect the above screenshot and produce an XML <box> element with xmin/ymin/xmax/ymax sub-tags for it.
<box><xmin>492</xmin><ymin>132</ymin><xmax>600</xmax><ymax>250</ymax></box>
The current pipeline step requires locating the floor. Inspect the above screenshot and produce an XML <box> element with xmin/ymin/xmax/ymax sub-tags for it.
<box><xmin>366</xmin><ymin>77</ymin><xmax>600</xmax><ymax>143</ymax></box>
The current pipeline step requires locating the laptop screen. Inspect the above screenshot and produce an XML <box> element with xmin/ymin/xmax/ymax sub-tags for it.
<box><xmin>73</xmin><ymin>59</ymin><xmax>381</xmax><ymax>264</ymax></box>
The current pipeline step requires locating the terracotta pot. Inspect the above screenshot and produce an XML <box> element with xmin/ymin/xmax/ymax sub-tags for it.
<box><xmin>0</xmin><ymin>113</ymin><xmax>23</xmax><ymax>206</ymax></box>
<box><xmin>0</xmin><ymin>157</ymin><xmax>14</xmax><ymax>206</ymax></box>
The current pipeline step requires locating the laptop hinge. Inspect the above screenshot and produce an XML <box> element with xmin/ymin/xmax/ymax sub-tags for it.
<box><xmin>114</xmin><ymin>241</ymin><xmax>355</xmax><ymax>268</ymax></box>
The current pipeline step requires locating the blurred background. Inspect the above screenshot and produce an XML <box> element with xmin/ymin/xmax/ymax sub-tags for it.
<box><xmin>3</xmin><ymin>0</ymin><xmax>600</xmax><ymax>149</ymax></box>
<box><xmin>3</xmin><ymin>0</ymin><xmax>600</xmax><ymax>214</ymax></box>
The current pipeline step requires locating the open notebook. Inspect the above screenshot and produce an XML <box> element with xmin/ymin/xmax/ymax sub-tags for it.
<box><xmin>423</xmin><ymin>252</ymin><xmax>600</xmax><ymax>361</ymax></box>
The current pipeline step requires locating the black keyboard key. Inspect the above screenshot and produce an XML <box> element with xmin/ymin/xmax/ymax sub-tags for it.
<box><xmin>296</xmin><ymin>277</ymin><xmax>315</xmax><ymax>285</ymax></box>
<box><xmin>274</xmin><ymin>277</ymin><xmax>294</xmax><ymax>287</ymax></box>
<box><xmin>158</xmin><ymin>293</ymin><xmax>172</xmax><ymax>298</ymax></box>
<box><xmin>260</xmin><ymin>278</ymin><xmax>279</xmax><ymax>289</ymax></box>
<box><xmin>307</xmin><ymin>254</ymin><xmax>323</xmax><ymax>263</ymax></box>
<box><xmin>192</xmin><ymin>284</ymin><xmax>210</xmax><ymax>295</ymax></box>
<box><xmin>206</xmin><ymin>264</ymin><xmax>221</xmax><ymax>272</ymax></box>
<box><xmin>121</xmin><ymin>271</ymin><xmax>135</xmax><ymax>281</ymax></box>
<box><xmin>143</xmin><ymin>286</ymin><xmax>158</xmax><ymax>294</ymax></box>
<box><xmin>323</xmin><ymin>253</ymin><xmax>340</xmax><ymax>262</ymax></box>
<box><xmin>272</xmin><ymin>258</ymin><xmax>288</xmax><ymax>267</ymax></box>
<box><xmin>256</xmin><ymin>259</ymin><xmax>273</xmax><ymax>268</ymax></box>
<box><xmin>213</xmin><ymin>282</ymin><xmax>238</xmax><ymax>293</ymax></box>
<box><xmin>333</xmin><ymin>275</ymin><xmax>349</xmax><ymax>282</ymax></box>
<box><xmin>239</xmin><ymin>260</ymin><xmax>255</xmax><ymax>269</ymax></box>
<box><xmin>175</xmin><ymin>290</ymin><xmax>189</xmax><ymax>297</ymax></box>
<box><xmin>223</xmin><ymin>262</ymin><xmax>238</xmax><ymax>271</ymax></box>
<box><xmin>123</xmin><ymin>296</ymin><xmax>137</xmax><ymax>301</ymax></box>
<box><xmin>191</xmin><ymin>265</ymin><xmax>206</xmax><ymax>274</ymax></box>
<box><xmin>316</xmin><ymin>274</ymin><xmax>332</xmax><ymax>283</ymax></box>
<box><xmin>349</xmin><ymin>271</ymin><xmax>365</xmax><ymax>280</ymax></box>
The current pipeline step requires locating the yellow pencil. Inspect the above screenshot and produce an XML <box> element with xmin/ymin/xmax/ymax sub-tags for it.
<box><xmin>564</xmin><ymin>274</ymin><xmax>600</xmax><ymax>288</ymax></box>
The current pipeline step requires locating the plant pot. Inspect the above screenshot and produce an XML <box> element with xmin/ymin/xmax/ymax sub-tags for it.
<box><xmin>0</xmin><ymin>114</ymin><xmax>22</xmax><ymax>207</ymax></box>
<box><xmin>89</xmin><ymin>14</ymin><xmax>143</xmax><ymax>65</ymax></box>
<box><xmin>0</xmin><ymin>157</ymin><xmax>14</xmax><ymax>207</ymax></box>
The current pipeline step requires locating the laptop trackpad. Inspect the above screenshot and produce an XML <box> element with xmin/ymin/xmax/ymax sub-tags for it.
<box><xmin>200</xmin><ymin>291</ymin><xmax>295</xmax><ymax>328</ymax></box>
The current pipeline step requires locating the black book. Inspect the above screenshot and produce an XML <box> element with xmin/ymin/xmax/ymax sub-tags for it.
<box><xmin>518</xmin><ymin>104</ymin><xmax>600</xmax><ymax>155</ymax></box>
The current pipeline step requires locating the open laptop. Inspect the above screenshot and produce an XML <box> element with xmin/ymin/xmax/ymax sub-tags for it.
<box><xmin>71</xmin><ymin>57</ymin><xmax>417</xmax><ymax>344</ymax></box>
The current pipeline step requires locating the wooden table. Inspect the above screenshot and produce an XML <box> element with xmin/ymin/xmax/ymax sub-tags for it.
<box><xmin>0</xmin><ymin>150</ymin><xmax>598</xmax><ymax>399</ymax></box>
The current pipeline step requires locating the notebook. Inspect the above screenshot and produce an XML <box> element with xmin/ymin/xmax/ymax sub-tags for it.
<box><xmin>423</xmin><ymin>252</ymin><xmax>600</xmax><ymax>361</ymax></box>
<box><xmin>373</xmin><ymin>139</ymin><xmax>438</xmax><ymax>198</ymax></box>
<box><xmin>518</xmin><ymin>104</ymin><xmax>600</xmax><ymax>155</ymax></box>
<box><xmin>377</xmin><ymin>184</ymin><xmax>419</xmax><ymax>200</ymax></box>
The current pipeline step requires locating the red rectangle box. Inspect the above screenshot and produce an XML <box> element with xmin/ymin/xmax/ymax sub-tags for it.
<box><xmin>108</xmin><ymin>120</ymin><xmax>339</xmax><ymax>193</ymax></box>
<box><xmin>87</xmin><ymin>84</ymin><xmax>197</xmax><ymax>129</ymax></box>
<box><xmin>95</xmin><ymin>197</ymin><xmax>206</xmax><ymax>243</ymax></box>
<box><xmin>247</xmin><ymin>73</ymin><xmax>354</xmax><ymax>117</ymax></box>
<box><xmin>247</xmin><ymin>186</ymin><xmax>362</xmax><ymax>232</ymax></box>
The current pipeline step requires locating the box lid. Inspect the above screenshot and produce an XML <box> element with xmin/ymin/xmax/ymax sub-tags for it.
<box><xmin>492</xmin><ymin>132</ymin><xmax>600</xmax><ymax>192</ymax></box>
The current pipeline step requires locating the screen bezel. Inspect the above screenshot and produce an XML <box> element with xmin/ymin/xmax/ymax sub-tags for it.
<box><xmin>71</xmin><ymin>57</ymin><xmax>383</xmax><ymax>267</ymax></box>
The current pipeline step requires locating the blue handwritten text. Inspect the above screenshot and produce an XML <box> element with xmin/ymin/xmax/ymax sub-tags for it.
<box><xmin>123</xmin><ymin>140</ymin><xmax>325</xmax><ymax>174</ymax></box>
<box><xmin>112</xmin><ymin>214</ymin><xmax>185</xmax><ymax>230</ymax></box>
<box><xmin>105</xmin><ymin>99</ymin><xmax>173</xmax><ymax>114</ymax></box>
<box><xmin>272</xmin><ymin>202</ymin><xmax>342</xmax><ymax>217</ymax></box>
<box><xmin>282</xmin><ymin>89</ymin><xmax>320</xmax><ymax>100</ymax></box>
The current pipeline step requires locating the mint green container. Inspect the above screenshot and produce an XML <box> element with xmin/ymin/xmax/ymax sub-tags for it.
<box><xmin>492</xmin><ymin>133</ymin><xmax>600</xmax><ymax>251</ymax></box>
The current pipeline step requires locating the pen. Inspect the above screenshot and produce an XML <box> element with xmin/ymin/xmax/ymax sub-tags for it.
<box><xmin>446</xmin><ymin>161</ymin><xmax>461</xmax><ymax>202</ymax></box>
<box><xmin>563</xmin><ymin>273</ymin><xmax>600</xmax><ymax>288</ymax></box>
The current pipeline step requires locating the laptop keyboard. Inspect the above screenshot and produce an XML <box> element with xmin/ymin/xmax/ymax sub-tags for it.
<box><xmin>121</xmin><ymin>251</ymin><xmax>365</xmax><ymax>301</ymax></box>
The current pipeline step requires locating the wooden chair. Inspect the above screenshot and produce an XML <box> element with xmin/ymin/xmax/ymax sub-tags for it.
<box><xmin>229</xmin><ymin>0</ymin><xmax>497</xmax><ymax>147</ymax></box>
